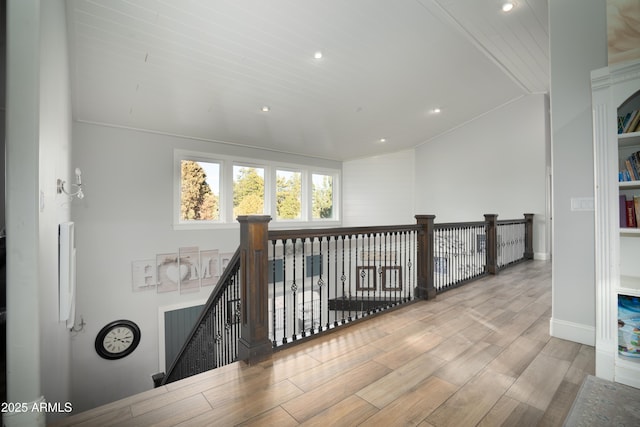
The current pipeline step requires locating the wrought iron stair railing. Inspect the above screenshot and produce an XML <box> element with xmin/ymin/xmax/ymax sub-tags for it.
<box><xmin>266</xmin><ymin>224</ymin><xmax>422</xmax><ymax>347</ymax></box>
<box><xmin>159</xmin><ymin>213</ymin><xmax>534</xmax><ymax>385</ymax></box>
<box><xmin>160</xmin><ymin>248</ymin><xmax>241</xmax><ymax>385</ymax></box>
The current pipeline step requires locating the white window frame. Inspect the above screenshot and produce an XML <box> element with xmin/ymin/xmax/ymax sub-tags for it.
<box><xmin>174</xmin><ymin>150</ymin><xmax>341</xmax><ymax>230</ymax></box>
<box><xmin>273</xmin><ymin>167</ymin><xmax>305</xmax><ymax>222</ymax></box>
<box><xmin>174</xmin><ymin>151</ymin><xmax>226</xmax><ymax>229</ymax></box>
<box><xmin>231</xmin><ymin>162</ymin><xmax>269</xmax><ymax>219</ymax></box>
<box><xmin>310</xmin><ymin>169</ymin><xmax>340</xmax><ymax>222</ymax></box>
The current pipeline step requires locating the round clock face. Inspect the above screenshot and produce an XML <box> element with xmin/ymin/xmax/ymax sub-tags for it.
<box><xmin>95</xmin><ymin>320</ymin><xmax>141</xmax><ymax>360</ymax></box>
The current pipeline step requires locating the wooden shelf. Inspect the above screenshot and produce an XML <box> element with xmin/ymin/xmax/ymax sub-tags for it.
<box><xmin>620</xmin><ymin>227</ymin><xmax>640</xmax><ymax>236</ymax></box>
<box><xmin>619</xmin><ymin>131</ymin><xmax>640</xmax><ymax>148</ymax></box>
<box><xmin>616</xmin><ymin>357</ymin><xmax>640</xmax><ymax>382</ymax></box>
<box><xmin>620</xmin><ymin>181</ymin><xmax>640</xmax><ymax>190</ymax></box>
<box><xmin>619</xmin><ymin>276</ymin><xmax>640</xmax><ymax>295</ymax></box>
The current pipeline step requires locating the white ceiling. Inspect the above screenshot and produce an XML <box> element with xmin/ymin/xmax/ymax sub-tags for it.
<box><xmin>65</xmin><ymin>0</ymin><xmax>549</xmax><ymax>161</ymax></box>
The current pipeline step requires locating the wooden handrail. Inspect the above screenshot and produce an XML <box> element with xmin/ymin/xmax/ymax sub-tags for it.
<box><xmin>160</xmin><ymin>212</ymin><xmax>535</xmax><ymax>382</ymax></box>
<box><xmin>269</xmin><ymin>223</ymin><xmax>421</xmax><ymax>241</ymax></box>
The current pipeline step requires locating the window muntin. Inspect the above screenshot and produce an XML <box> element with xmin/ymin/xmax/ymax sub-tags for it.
<box><xmin>180</xmin><ymin>160</ymin><xmax>220</xmax><ymax>221</ymax></box>
<box><xmin>276</xmin><ymin>169</ymin><xmax>302</xmax><ymax>220</ymax></box>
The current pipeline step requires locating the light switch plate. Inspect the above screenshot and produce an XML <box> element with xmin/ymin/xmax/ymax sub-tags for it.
<box><xmin>570</xmin><ymin>197</ymin><xmax>594</xmax><ymax>211</ymax></box>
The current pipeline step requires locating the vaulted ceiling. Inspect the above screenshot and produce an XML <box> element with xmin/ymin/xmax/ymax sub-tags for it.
<box><xmin>66</xmin><ymin>0</ymin><xmax>549</xmax><ymax>161</ymax></box>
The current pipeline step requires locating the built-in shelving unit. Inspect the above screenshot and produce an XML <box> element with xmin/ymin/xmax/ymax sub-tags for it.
<box><xmin>618</xmin><ymin>131</ymin><xmax>640</xmax><ymax>147</ymax></box>
<box><xmin>592</xmin><ymin>59</ymin><xmax>640</xmax><ymax>389</ymax></box>
<box><xmin>619</xmin><ymin>181</ymin><xmax>640</xmax><ymax>190</ymax></box>
<box><xmin>620</xmin><ymin>276</ymin><xmax>640</xmax><ymax>295</ymax></box>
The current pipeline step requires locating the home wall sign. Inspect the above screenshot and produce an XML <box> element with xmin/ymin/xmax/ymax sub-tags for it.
<box><xmin>131</xmin><ymin>247</ymin><xmax>233</xmax><ymax>294</ymax></box>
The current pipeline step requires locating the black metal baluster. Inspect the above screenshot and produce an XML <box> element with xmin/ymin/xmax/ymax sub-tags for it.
<box><xmin>283</xmin><ymin>243</ymin><xmax>288</xmax><ymax>344</ymax></box>
<box><xmin>402</xmin><ymin>230</ymin><xmax>407</xmax><ymax>301</ymax></box>
<box><xmin>434</xmin><ymin>228</ymin><xmax>439</xmax><ymax>291</ymax></box>
<box><xmin>271</xmin><ymin>239</ymin><xmax>277</xmax><ymax>347</ymax></box>
<box><xmin>466</xmin><ymin>225</ymin><xmax>470</xmax><ymax>278</ymax></box>
<box><xmin>333</xmin><ymin>235</ymin><xmax>347</xmax><ymax>327</ymax></box>
<box><xmin>318</xmin><ymin>235</ymin><xmax>322</xmax><ymax>332</ymax></box>
<box><xmin>383</xmin><ymin>231</ymin><xmax>388</xmax><ymax>309</ymax></box>
<box><xmin>348</xmin><ymin>234</ymin><xmax>353</xmax><ymax>322</ymax></box>
<box><xmin>465</xmin><ymin>225</ymin><xmax>470</xmax><ymax>280</ymax></box>
<box><xmin>502</xmin><ymin>224</ymin><xmax>507</xmax><ymax>266</ymax></box>
<box><xmin>371</xmin><ymin>232</ymin><xmax>375</xmax><ymax>314</ymax></box>
<box><xmin>456</xmin><ymin>226</ymin><xmax>461</xmax><ymax>285</ymax></box>
<box><xmin>457</xmin><ymin>226</ymin><xmax>461</xmax><ymax>285</ymax></box>
<box><xmin>292</xmin><ymin>239</ymin><xmax>299</xmax><ymax>341</ymax></box>
<box><xmin>225</xmin><ymin>290</ymin><xmax>231</xmax><ymax>366</ymax></box>
<box><xmin>233</xmin><ymin>270</ymin><xmax>239</xmax><ymax>360</ymax></box>
<box><xmin>218</xmin><ymin>297</ymin><xmax>222</xmax><ymax>367</ymax></box>
<box><xmin>498</xmin><ymin>224</ymin><xmax>502</xmax><ymax>267</ymax></box>
<box><xmin>358</xmin><ymin>233</ymin><xmax>363</xmax><ymax>317</ymax></box>
<box><xmin>353</xmin><ymin>233</ymin><xmax>358</xmax><ymax>320</ymax></box>
<box><xmin>378</xmin><ymin>232</ymin><xmax>383</xmax><ymax>311</ymax></box>
<box><xmin>336</xmin><ymin>236</ymin><xmax>344</xmax><ymax>329</ymax></box>
<box><xmin>302</xmin><ymin>237</ymin><xmax>307</xmax><ymax>337</ymax></box>
<box><xmin>394</xmin><ymin>231</ymin><xmax>399</xmax><ymax>304</ymax></box>
<box><xmin>410</xmin><ymin>229</ymin><xmax>414</xmax><ymax>299</ymax></box>
<box><xmin>321</xmin><ymin>235</ymin><xmax>327</xmax><ymax>331</ymax></box>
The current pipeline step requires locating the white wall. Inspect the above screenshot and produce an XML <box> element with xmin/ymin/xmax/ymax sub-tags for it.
<box><xmin>413</xmin><ymin>94</ymin><xmax>550</xmax><ymax>258</ymax></box>
<box><xmin>38</xmin><ymin>0</ymin><xmax>74</xmax><ymax>422</ymax></box>
<box><xmin>549</xmin><ymin>0</ymin><xmax>607</xmax><ymax>345</ymax></box>
<box><xmin>5</xmin><ymin>1</ymin><xmax>42</xmax><ymax>421</ymax></box>
<box><xmin>343</xmin><ymin>149</ymin><xmax>416</xmax><ymax>227</ymax></box>
<box><xmin>0</xmin><ymin>1</ymin><xmax>5</xmax><ymax>233</ymax></box>
<box><xmin>4</xmin><ymin>1</ymin><xmax>76</xmax><ymax>424</ymax></box>
<box><xmin>70</xmin><ymin>121</ymin><xmax>340</xmax><ymax>411</ymax></box>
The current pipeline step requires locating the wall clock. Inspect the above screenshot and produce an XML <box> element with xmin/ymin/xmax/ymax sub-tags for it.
<box><xmin>95</xmin><ymin>320</ymin><xmax>141</xmax><ymax>360</ymax></box>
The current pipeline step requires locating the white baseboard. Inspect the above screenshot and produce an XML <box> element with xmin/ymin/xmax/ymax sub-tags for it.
<box><xmin>550</xmin><ymin>317</ymin><xmax>595</xmax><ymax>346</ymax></box>
<box><xmin>534</xmin><ymin>252</ymin><xmax>550</xmax><ymax>260</ymax></box>
<box><xmin>2</xmin><ymin>396</ymin><xmax>46</xmax><ymax>426</ymax></box>
<box><xmin>595</xmin><ymin>348</ymin><xmax>615</xmax><ymax>381</ymax></box>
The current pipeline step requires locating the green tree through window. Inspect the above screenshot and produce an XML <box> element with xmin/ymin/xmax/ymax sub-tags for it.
<box><xmin>180</xmin><ymin>160</ymin><xmax>219</xmax><ymax>220</ymax></box>
<box><xmin>276</xmin><ymin>170</ymin><xmax>302</xmax><ymax>219</ymax></box>
<box><xmin>312</xmin><ymin>174</ymin><xmax>333</xmax><ymax>219</ymax></box>
<box><xmin>233</xmin><ymin>166</ymin><xmax>265</xmax><ymax>216</ymax></box>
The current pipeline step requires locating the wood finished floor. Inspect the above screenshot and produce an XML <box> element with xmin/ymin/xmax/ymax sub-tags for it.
<box><xmin>51</xmin><ymin>260</ymin><xmax>595</xmax><ymax>427</ymax></box>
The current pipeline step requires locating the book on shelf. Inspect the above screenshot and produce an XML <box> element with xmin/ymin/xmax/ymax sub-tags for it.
<box><xmin>630</xmin><ymin>111</ymin><xmax>640</xmax><ymax>134</ymax></box>
<box><xmin>618</xmin><ymin>110</ymin><xmax>640</xmax><ymax>134</ymax></box>
<box><xmin>619</xmin><ymin>150</ymin><xmax>640</xmax><ymax>182</ymax></box>
<box><xmin>625</xmin><ymin>159</ymin><xmax>638</xmax><ymax>180</ymax></box>
<box><xmin>621</xmin><ymin>196</ymin><xmax>638</xmax><ymax>228</ymax></box>
<box><xmin>636</xmin><ymin>196</ymin><xmax>640</xmax><ymax>229</ymax></box>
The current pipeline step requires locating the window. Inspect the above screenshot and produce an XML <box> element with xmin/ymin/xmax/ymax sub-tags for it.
<box><xmin>175</xmin><ymin>150</ymin><xmax>340</xmax><ymax>228</ymax></box>
<box><xmin>233</xmin><ymin>165</ymin><xmax>265</xmax><ymax>216</ymax></box>
<box><xmin>312</xmin><ymin>173</ymin><xmax>334</xmax><ymax>220</ymax></box>
<box><xmin>180</xmin><ymin>160</ymin><xmax>220</xmax><ymax>221</ymax></box>
<box><xmin>276</xmin><ymin>169</ymin><xmax>302</xmax><ymax>220</ymax></box>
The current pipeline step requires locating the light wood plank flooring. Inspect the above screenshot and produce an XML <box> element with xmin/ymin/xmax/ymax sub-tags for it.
<box><xmin>52</xmin><ymin>260</ymin><xmax>595</xmax><ymax>427</ymax></box>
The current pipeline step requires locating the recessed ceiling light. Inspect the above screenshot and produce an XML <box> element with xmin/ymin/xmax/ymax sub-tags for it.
<box><xmin>314</xmin><ymin>51</ymin><xmax>323</xmax><ymax>60</ymax></box>
<box><xmin>433</xmin><ymin>107</ymin><xmax>441</xmax><ymax>113</ymax></box>
<box><xmin>379</xmin><ymin>138</ymin><xmax>387</xmax><ymax>143</ymax></box>
<box><xmin>261</xmin><ymin>106</ymin><xmax>270</xmax><ymax>112</ymax></box>
<box><xmin>502</xmin><ymin>2</ymin><xmax>514</xmax><ymax>12</ymax></box>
